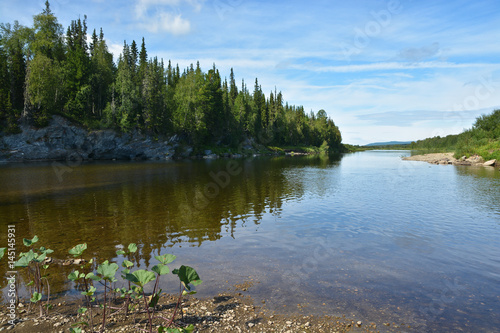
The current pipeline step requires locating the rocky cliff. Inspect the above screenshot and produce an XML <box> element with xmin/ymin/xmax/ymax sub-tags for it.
<box><xmin>0</xmin><ymin>116</ymin><xmax>176</xmax><ymax>162</ymax></box>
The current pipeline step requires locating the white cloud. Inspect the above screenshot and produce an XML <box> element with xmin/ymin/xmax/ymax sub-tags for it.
<box><xmin>145</xmin><ymin>12</ymin><xmax>191</xmax><ymax>35</ymax></box>
<box><xmin>133</xmin><ymin>0</ymin><xmax>203</xmax><ymax>35</ymax></box>
<box><xmin>135</xmin><ymin>0</ymin><xmax>204</xmax><ymax>17</ymax></box>
<box><xmin>107</xmin><ymin>40</ymin><xmax>124</xmax><ymax>60</ymax></box>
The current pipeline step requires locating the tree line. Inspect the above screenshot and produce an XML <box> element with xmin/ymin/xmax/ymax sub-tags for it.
<box><xmin>0</xmin><ymin>1</ymin><xmax>342</xmax><ymax>151</ymax></box>
<box><xmin>410</xmin><ymin>109</ymin><xmax>500</xmax><ymax>160</ymax></box>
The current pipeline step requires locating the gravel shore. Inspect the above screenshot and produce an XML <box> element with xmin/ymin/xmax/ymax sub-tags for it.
<box><xmin>0</xmin><ymin>290</ymin><xmax>410</xmax><ymax>333</ymax></box>
<box><xmin>402</xmin><ymin>152</ymin><xmax>496</xmax><ymax>167</ymax></box>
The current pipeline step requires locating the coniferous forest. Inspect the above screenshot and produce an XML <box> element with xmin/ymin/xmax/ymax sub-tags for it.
<box><xmin>0</xmin><ymin>1</ymin><xmax>342</xmax><ymax>151</ymax></box>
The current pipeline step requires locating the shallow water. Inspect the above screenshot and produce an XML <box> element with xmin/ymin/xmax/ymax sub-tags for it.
<box><xmin>1</xmin><ymin>151</ymin><xmax>499</xmax><ymax>332</ymax></box>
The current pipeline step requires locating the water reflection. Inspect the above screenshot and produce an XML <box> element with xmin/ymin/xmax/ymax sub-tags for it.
<box><xmin>0</xmin><ymin>154</ymin><xmax>340</xmax><ymax>295</ymax></box>
<box><xmin>1</xmin><ymin>152</ymin><xmax>499</xmax><ymax>332</ymax></box>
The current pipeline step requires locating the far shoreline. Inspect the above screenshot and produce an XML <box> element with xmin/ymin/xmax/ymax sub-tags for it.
<box><xmin>402</xmin><ymin>152</ymin><xmax>498</xmax><ymax>168</ymax></box>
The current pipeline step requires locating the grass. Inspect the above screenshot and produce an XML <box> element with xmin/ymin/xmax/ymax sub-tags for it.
<box><xmin>454</xmin><ymin>139</ymin><xmax>500</xmax><ymax>161</ymax></box>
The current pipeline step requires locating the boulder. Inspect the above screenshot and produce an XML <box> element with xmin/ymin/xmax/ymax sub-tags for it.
<box><xmin>483</xmin><ymin>159</ymin><xmax>496</xmax><ymax>167</ymax></box>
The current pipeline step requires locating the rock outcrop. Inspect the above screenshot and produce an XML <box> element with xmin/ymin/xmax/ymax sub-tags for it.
<box><xmin>0</xmin><ymin>116</ymin><xmax>176</xmax><ymax>162</ymax></box>
<box><xmin>483</xmin><ymin>159</ymin><xmax>497</xmax><ymax>167</ymax></box>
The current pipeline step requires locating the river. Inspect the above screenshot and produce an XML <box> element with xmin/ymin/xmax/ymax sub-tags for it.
<box><xmin>1</xmin><ymin>150</ymin><xmax>499</xmax><ymax>332</ymax></box>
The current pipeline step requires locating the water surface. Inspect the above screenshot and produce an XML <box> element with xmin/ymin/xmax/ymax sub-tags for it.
<box><xmin>1</xmin><ymin>151</ymin><xmax>499</xmax><ymax>332</ymax></box>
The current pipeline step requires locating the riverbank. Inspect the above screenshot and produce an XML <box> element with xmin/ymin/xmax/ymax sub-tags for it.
<box><xmin>402</xmin><ymin>152</ymin><xmax>498</xmax><ymax>167</ymax></box>
<box><xmin>0</xmin><ymin>116</ymin><xmax>335</xmax><ymax>163</ymax></box>
<box><xmin>0</xmin><ymin>289</ymin><xmax>400</xmax><ymax>333</ymax></box>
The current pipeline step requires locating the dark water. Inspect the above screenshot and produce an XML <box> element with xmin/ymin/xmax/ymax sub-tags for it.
<box><xmin>1</xmin><ymin>151</ymin><xmax>499</xmax><ymax>332</ymax></box>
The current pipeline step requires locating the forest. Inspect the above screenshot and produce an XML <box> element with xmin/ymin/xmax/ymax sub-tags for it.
<box><xmin>410</xmin><ymin>109</ymin><xmax>500</xmax><ymax>161</ymax></box>
<box><xmin>0</xmin><ymin>1</ymin><xmax>342</xmax><ymax>152</ymax></box>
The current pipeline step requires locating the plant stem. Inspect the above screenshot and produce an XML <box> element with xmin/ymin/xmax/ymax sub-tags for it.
<box><xmin>165</xmin><ymin>283</ymin><xmax>184</xmax><ymax>329</ymax></box>
<box><xmin>141</xmin><ymin>289</ymin><xmax>154</xmax><ymax>333</ymax></box>
<box><xmin>101</xmin><ymin>280</ymin><xmax>107</xmax><ymax>333</ymax></box>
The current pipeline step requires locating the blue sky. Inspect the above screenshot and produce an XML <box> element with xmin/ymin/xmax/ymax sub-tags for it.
<box><xmin>1</xmin><ymin>0</ymin><xmax>500</xmax><ymax>145</ymax></box>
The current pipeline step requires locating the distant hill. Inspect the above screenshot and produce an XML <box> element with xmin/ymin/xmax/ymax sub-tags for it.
<box><xmin>364</xmin><ymin>141</ymin><xmax>412</xmax><ymax>147</ymax></box>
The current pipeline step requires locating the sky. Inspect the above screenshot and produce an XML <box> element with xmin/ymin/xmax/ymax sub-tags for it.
<box><xmin>1</xmin><ymin>0</ymin><xmax>500</xmax><ymax>145</ymax></box>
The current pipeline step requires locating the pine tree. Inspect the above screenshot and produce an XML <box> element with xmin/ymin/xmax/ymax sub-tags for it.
<box><xmin>229</xmin><ymin>67</ymin><xmax>238</xmax><ymax>105</ymax></box>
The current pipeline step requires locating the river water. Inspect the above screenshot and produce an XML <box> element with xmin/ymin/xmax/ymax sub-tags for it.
<box><xmin>1</xmin><ymin>151</ymin><xmax>499</xmax><ymax>332</ymax></box>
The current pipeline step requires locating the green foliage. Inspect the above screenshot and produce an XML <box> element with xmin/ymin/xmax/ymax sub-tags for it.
<box><xmin>30</xmin><ymin>291</ymin><xmax>42</xmax><ymax>303</ymax></box>
<box><xmin>155</xmin><ymin>253</ymin><xmax>176</xmax><ymax>265</ymax></box>
<box><xmin>11</xmin><ymin>236</ymin><xmax>201</xmax><ymax>333</ymax></box>
<box><xmin>14</xmin><ymin>235</ymin><xmax>54</xmax><ymax>317</ymax></box>
<box><xmin>68</xmin><ymin>243</ymin><xmax>87</xmax><ymax>257</ymax></box>
<box><xmin>0</xmin><ymin>5</ymin><xmax>342</xmax><ymax>151</ymax></box>
<box><xmin>411</xmin><ymin>109</ymin><xmax>500</xmax><ymax>160</ymax></box>
<box><xmin>125</xmin><ymin>269</ymin><xmax>156</xmax><ymax>288</ymax></box>
<box><xmin>173</xmin><ymin>265</ymin><xmax>203</xmax><ymax>291</ymax></box>
<box><xmin>0</xmin><ymin>247</ymin><xmax>6</xmax><ymax>261</ymax></box>
<box><xmin>96</xmin><ymin>260</ymin><xmax>119</xmax><ymax>281</ymax></box>
<box><xmin>23</xmin><ymin>235</ymin><xmax>39</xmax><ymax>247</ymax></box>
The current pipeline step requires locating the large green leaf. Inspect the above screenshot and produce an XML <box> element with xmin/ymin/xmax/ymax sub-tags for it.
<box><xmin>34</xmin><ymin>252</ymin><xmax>47</xmax><ymax>263</ymax></box>
<box><xmin>23</xmin><ymin>235</ymin><xmax>39</xmax><ymax>247</ymax></box>
<box><xmin>172</xmin><ymin>266</ymin><xmax>202</xmax><ymax>291</ymax></box>
<box><xmin>122</xmin><ymin>260</ymin><xmax>134</xmax><ymax>268</ymax></box>
<box><xmin>69</xmin><ymin>243</ymin><xmax>87</xmax><ymax>257</ymax></box>
<box><xmin>68</xmin><ymin>270</ymin><xmax>80</xmax><ymax>281</ymax></box>
<box><xmin>14</xmin><ymin>250</ymin><xmax>36</xmax><ymax>267</ymax></box>
<box><xmin>128</xmin><ymin>243</ymin><xmax>138</xmax><ymax>253</ymax></box>
<box><xmin>152</xmin><ymin>264</ymin><xmax>169</xmax><ymax>276</ymax></box>
<box><xmin>86</xmin><ymin>272</ymin><xmax>101</xmax><ymax>281</ymax></box>
<box><xmin>124</xmin><ymin>269</ymin><xmax>155</xmax><ymax>288</ymax></box>
<box><xmin>96</xmin><ymin>260</ymin><xmax>118</xmax><ymax>281</ymax></box>
<box><xmin>155</xmin><ymin>254</ymin><xmax>176</xmax><ymax>265</ymax></box>
<box><xmin>39</xmin><ymin>246</ymin><xmax>54</xmax><ymax>255</ymax></box>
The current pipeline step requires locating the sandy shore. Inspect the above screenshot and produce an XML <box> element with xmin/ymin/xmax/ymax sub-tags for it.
<box><xmin>402</xmin><ymin>152</ymin><xmax>495</xmax><ymax>167</ymax></box>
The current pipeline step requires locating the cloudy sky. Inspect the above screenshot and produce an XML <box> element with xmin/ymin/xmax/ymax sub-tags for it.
<box><xmin>1</xmin><ymin>0</ymin><xmax>500</xmax><ymax>145</ymax></box>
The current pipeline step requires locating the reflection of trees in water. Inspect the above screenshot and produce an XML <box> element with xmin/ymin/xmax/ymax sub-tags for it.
<box><xmin>0</xmin><ymin>155</ymin><xmax>340</xmax><ymax>299</ymax></box>
<box><xmin>454</xmin><ymin>166</ymin><xmax>500</xmax><ymax>217</ymax></box>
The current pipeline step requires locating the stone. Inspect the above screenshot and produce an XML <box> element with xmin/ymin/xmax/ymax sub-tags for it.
<box><xmin>484</xmin><ymin>159</ymin><xmax>496</xmax><ymax>166</ymax></box>
<box><xmin>0</xmin><ymin>115</ymin><xmax>176</xmax><ymax>162</ymax></box>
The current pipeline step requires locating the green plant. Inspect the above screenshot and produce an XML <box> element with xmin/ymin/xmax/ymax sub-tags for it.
<box><xmin>9</xmin><ymin>237</ymin><xmax>203</xmax><ymax>332</ymax></box>
<box><xmin>14</xmin><ymin>235</ymin><xmax>53</xmax><ymax>317</ymax></box>
<box><xmin>116</xmin><ymin>243</ymin><xmax>138</xmax><ymax>315</ymax></box>
<box><xmin>67</xmin><ymin>243</ymin><xmax>98</xmax><ymax>332</ymax></box>
<box><xmin>94</xmin><ymin>260</ymin><xmax>119</xmax><ymax>332</ymax></box>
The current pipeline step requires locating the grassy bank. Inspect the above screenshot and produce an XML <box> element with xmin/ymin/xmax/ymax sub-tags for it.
<box><xmin>410</xmin><ymin>109</ymin><xmax>500</xmax><ymax>161</ymax></box>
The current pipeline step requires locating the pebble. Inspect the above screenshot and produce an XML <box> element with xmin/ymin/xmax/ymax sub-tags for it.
<box><xmin>248</xmin><ymin>322</ymin><xmax>254</xmax><ymax>327</ymax></box>
<box><xmin>356</xmin><ymin>320</ymin><xmax>362</xmax><ymax>327</ymax></box>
